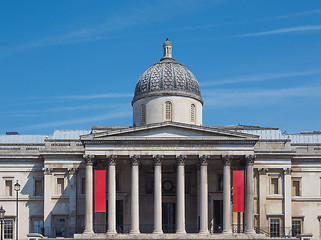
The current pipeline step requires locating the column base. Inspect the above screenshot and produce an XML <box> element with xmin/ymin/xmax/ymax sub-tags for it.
<box><xmin>83</xmin><ymin>230</ymin><xmax>94</xmax><ymax>234</ymax></box>
<box><xmin>222</xmin><ymin>229</ymin><xmax>232</xmax><ymax>234</ymax></box>
<box><xmin>106</xmin><ymin>230</ymin><xmax>117</xmax><ymax>235</ymax></box>
<box><xmin>175</xmin><ymin>230</ymin><xmax>187</xmax><ymax>234</ymax></box>
<box><xmin>199</xmin><ymin>230</ymin><xmax>210</xmax><ymax>235</ymax></box>
<box><xmin>245</xmin><ymin>229</ymin><xmax>256</xmax><ymax>234</ymax></box>
<box><xmin>152</xmin><ymin>230</ymin><xmax>163</xmax><ymax>234</ymax></box>
<box><xmin>129</xmin><ymin>230</ymin><xmax>140</xmax><ymax>234</ymax></box>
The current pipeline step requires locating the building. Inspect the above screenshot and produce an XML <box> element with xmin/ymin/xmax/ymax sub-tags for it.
<box><xmin>0</xmin><ymin>39</ymin><xmax>321</xmax><ymax>240</ymax></box>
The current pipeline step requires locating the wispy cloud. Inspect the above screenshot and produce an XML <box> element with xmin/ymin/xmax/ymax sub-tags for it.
<box><xmin>203</xmin><ymin>86</ymin><xmax>321</xmax><ymax>107</ymax></box>
<box><xmin>19</xmin><ymin>111</ymin><xmax>131</xmax><ymax>130</ymax></box>
<box><xmin>1</xmin><ymin>93</ymin><xmax>132</xmax><ymax>108</ymax></box>
<box><xmin>54</xmin><ymin>93</ymin><xmax>132</xmax><ymax>100</ymax></box>
<box><xmin>162</xmin><ymin>9</ymin><xmax>321</xmax><ymax>34</ymax></box>
<box><xmin>237</xmin><ymin>25</ymin><xmax>321</xmax><ymax>37</ymax></box>
<box><xmin>200</xmin><ymin>70</ymin><xmax>321</xmax><ymax>87</ymax></box>
<box><xmin>1</xmin><ymin>103</ymin><xmax>129</xmax><ymax>117</ymax></box>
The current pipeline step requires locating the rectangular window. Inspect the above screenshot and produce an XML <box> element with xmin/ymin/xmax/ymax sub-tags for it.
<box><xmin>57</xmin><ymin>178</ymin><xmax>64</xmax><ymax>195</ymax></box>
<box><xmin>34</xmin><ymin>180</ymin><xmax>43</xmax><ymax>196</ymax></box>
<box><xmin>292</xmin><ymin>219</ymin><xmax>302</xmax><ymax>237</ymax></box>
<box><xmin>81</xmin><ymin>178</ymin><xmax>86</xmax><ymax>195</ymax></box>
<box><xmin>31</xmin><ymin>219</ymin><xmax>43</xmax><ymax>234</ymax></box>
<box><xmin>270</xmin><ymin>218</ymin><xmax>280</xmax><ymax>237</ymax></box>
<box><xmin>292</xmin><ymin>180</ymin><xmax>300</xmax><ymax>196</ymax></box>
<box><xmin>4</xmin><ymin>220</ymin><xmax>13</xmax><ymax>239</ymax></box>
<box><xmin>271</xmin><ymin>178</ymin><xmax>278</xmax><ymax>194</ymax></box>
<box><xmin>55</xmin><ymin>218</ymin><xmax>66</xmax><ymax>237</ymax></box>
<box><xmin>5</xmin><ymin>180</ymin><xmax>12</xmax><ymax>197</ymax></box>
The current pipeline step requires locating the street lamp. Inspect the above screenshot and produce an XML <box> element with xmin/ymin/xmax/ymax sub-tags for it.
<box><xmin>14</xmin><ymin>181</ymin><xmax>20</xmax><ymax>240</ymax></box>
<box><xmin>0</xmin><ymin>206</ymin><xmax>6</xmax><ymax>240</ymax></box>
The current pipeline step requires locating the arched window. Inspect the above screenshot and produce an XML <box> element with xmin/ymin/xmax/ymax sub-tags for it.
<box><xmin>165</xmin><ymin>101</ymin><xmax>172</xmax><ymax>121</ymax></box>
<box><xmin>191</xmin><ymin>104</ymin><xmax>196</xmax><ymax>123</ymax></box>
<box><xmin>141</xmin><ymin>104</ymin><xmax>146</xmax><ymax>124</ymax></box>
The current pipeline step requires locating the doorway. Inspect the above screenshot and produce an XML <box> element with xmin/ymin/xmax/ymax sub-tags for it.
<box><xmin>162</xmin><ymin>202</ymin><xmax>175</xmax><ymax>233</ymax></box>
<box><xmin>213</xmin><ymin>200</ymin><xmax>223</xmax><ymax>233</ymax></box>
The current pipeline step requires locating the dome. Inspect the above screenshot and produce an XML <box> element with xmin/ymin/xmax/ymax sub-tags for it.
<box><xmin>132</xmin><ymin>39</ymin><xmax>203</xmax><ymax>105</ymax></box>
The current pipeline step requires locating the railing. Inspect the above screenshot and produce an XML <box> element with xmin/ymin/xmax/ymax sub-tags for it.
<box><xmin>255</xmin><ymin>227</ymin><xmax>295</xmax><ymax>238</ymax></box>
<box><xmin>232</xmin><ymin>224</ymin><xmax>245</xmax><ymax>233</ymax></box>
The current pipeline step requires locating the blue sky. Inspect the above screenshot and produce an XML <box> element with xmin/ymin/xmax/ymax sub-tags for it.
<box><xmin>1</xmin><ymin>0</ymin><xmax>321</xmax><ymax>135</ymax></box>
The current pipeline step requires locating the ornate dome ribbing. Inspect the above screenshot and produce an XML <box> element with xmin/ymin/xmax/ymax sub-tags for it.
<box><xmin>132</xmin><ymin>39</ymin><xmax>203</xmax><ymax>105</ymax></box>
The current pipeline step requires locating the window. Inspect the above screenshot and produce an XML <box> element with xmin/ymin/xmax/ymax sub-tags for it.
<box><xmin>54</xmin><ymin>217</ymin><xmax>66</xmax><ymax>237</ymax></box>
<box><xmin>81</xmin><ymin>178</ymin><xmax>86</xmax><ymax>195</ymax></box>
<box><xmin>57</xmin><ymin>178</ymin><xmax>64</xmax><ymax>195</ymax></box>
<box><xmin>30</xmin><ymin>218</ymin><xmax>43</xmax><ymax>234</ymax></box>
<box><xmin>34</xmin><ymin>180</ymin><xmax>43</xmax><ymax>196</ymax></box>
<box><xmin>271</xmin><ymin>178</ymin><xmax>279</xmax><ymax>194</ymax></box>
<box><xmin>270</xmin><ymin>218</ymin><xmax>280</xmax><ymax>237</ymax></box>
<box><xmin>292</xmin><ymin>179</ymin><xmax>300</xmax><ymax>196</ymax></box>
<box><xmin>141</xmin><ymin>104</ymin><xmax>146</xmax><ymax>124</ymax></box>
<box><xmin>190</xmin><ymin>104</ymin><xmax>195</xmax><ymax>123</ymax></box>
<box><xmin>5</xmin><ymin>180</ymin><xmax>12</xmax><ymax>197</ymax></box>
<box><xmin>4</xmin><ymin>219</ymin><xmax>13</xmax><ymax>239</ymax></box>
<box><xmin>165</xmin><ymin>101</ymin><xmax>172</xmax><ymax>121</ymax></box>
<box><xmin>292</xmin><ymin>219</ymin><xmax>302</xmax><ymax>237</ymax></box>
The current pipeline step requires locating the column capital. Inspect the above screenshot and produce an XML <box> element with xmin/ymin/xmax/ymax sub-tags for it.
<box><xmin>176</xmin><ymin>154</ymin><xmax>187</xmax><ymax>165</ymax></box>
<box><xmin>245</xmin><ymin>154</ymin><xmax>256</xmax><ymax>166</ymax></box>
<box><xmin>43</xmin><ymin>167</ymin><xmax>53</xmax><ymax>175</ymax></box>
<box><xmin>68</xmin><ymin>168</ymin><xmax>78</xmax><ymax>175</ymax></box>
<box><xmin>153</xmin><ymin>155</ymin><xmax>164</xmax><ymax>166</ymax></box>
<box><xmin>258</xmin><ymin>168</ymin><xmax>269</xmax><ymax>175</ymax></box>
<box><xmin>84</xmin><ymin>154</ymin><xmax>95</xmax><ymax>165</ymax></box>
<box><xmin>221</xmin><ymin>155</ymin><xmax>232</xmax><ymax>166</ymax></box>
<box><xmin>283</xmin><ymin>168</ymin><xmax>292</xmax><ymax>175</ymax></box>
<box><xmin>199</xmin><ymin>155</ymin><xmax>210</xmax><ymax>166</ymax></box>
<box><xmin>130</xmin><ymin>155</ymin><xmax>141</xmax><ymax>166</ymax></box>
<box><xmin>108</xmin><ymin>155</ymin><xmax>118</xmax><ymax>166</ymax></box>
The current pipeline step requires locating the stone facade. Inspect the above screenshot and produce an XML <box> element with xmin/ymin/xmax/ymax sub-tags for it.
<box><xmin>0</xmin><ymin>40</ymin><xmax>320</xmax><ymax>240</ymax></box>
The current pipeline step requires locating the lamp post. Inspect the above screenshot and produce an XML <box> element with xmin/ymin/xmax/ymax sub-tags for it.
<box><xmin>14</xmin><ymin>181</ymin><xmax>20</xmax><ymax>240</ymax></box>
<box><xmin>0</xmin><ymin>206</ymin><xmax>6</xmax><ymax>240</ymax></box>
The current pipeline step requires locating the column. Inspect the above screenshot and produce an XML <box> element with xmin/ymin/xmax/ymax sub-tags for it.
<box><xmin>222</xmin><ymin>155</ymin><xmax>232</xmax><ymax>234</ymax></box>
<box><xmin>245</xmin><ymin>155</ymin><xmax>255</xmax><ymax>234</ymax></box>
<box><xmin>176</xmin><ymin>155</ymin><xmax>186</xmax><ymax>234</ymax></box>
<box><xmin>258</xmin><ymin>168</ymin><xmax>268</xmax><ymax>232</ymax></box>
<box><xmin>284</xmin><ymin>168</ymin><xmax>292</xmax><ymax>235</ymax></box>
<box><xmin>107</xmin><ymin>156</ymin><xmax>117</xmax><ymax>234</ymax></box>
<box><xmin>68</xmin><ymin>168</ymin><xmax>77</xmax><ymax>235</ymax></box>
<box><xmin>43</xmin><ymin>167</ymin><xmax>53</xmax><ymax>237</ymax></box>
<box><xmin>199</xmin><ymin>155</ymin><xmax>209</xmax><ymax>234</ymax></box>
<box><xmin>153</xmin><ymin>155</ymin><xmax>163</xmax><ymax>234</ymax></box>
<box><xmin>130</xmin><ymin>155</ymin><xmax>140</xmax><ymax>234</ymax></box>
<box><xmin>84</xmin><ymin>155</ymin><xmax>95</xmax><ymax>234</ymax></box>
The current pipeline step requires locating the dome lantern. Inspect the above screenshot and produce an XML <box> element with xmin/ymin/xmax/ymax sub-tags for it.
<box><xmin>161</xmin><ymin>38</ymin><xmax>174</xmax><ymax>61</ymax></box>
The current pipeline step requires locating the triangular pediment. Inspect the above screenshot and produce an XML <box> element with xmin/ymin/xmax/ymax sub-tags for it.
<box><xmin>81</xmin><ymin>122</ymin><xmax>259</xmax><ymax>141</ymax></box>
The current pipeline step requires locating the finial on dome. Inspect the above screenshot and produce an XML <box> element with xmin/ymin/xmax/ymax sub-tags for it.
<box><xmin>161</xmin><ymin>38</ymin><xmax>174</xmax><ymax>61</ymax></box>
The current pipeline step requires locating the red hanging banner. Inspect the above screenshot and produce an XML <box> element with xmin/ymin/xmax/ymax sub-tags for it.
<box><xmin>94</xmin><ymin>170</ymin><xmax>106</xmax><ymax>212</ymax></box>
<box><xmin>233</xmin><ymin>170</ymin><xmax>244</xmax><ymax>212</ymax></box>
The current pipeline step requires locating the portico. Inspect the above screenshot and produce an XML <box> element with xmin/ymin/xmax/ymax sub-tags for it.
<box><xmin>79</xmin><ymin>122</ymin><xmax>259</xmax><ymax>237</ymax></box>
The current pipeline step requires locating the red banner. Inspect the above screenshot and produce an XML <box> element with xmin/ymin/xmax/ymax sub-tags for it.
<box><xmin>94</xmin><ymin>170</ymin><xmax>106</xmax><ymax>212</ymax></box>
<box><xmin>233</xmin><ymin>170</ymin><xmax>244</xmax><ymax>212</ymax></box>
